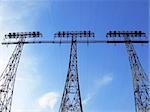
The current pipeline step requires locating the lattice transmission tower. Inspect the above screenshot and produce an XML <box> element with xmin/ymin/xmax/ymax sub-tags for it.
<box><xmin>0</xmin><ymin>32</ymin><xmax>42</xmax><ymax>112</ymax></box>
<box><xmin>107</xmin><ymin>31</ymin><xmax>150</xmax><ymax>112</ymax></box>
<box><xmin>54</xmin><ymin>31</ymin><xmax>94</xmax><ymax>112</ymax></box>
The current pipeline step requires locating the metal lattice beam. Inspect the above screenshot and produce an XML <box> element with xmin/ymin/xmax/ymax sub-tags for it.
<box><xmin>59</xmin><ymin>35</ymin><xmax>83</xmax><ymax>112</ymax></box>
<box><xmin>106</xmin><ymin>30</ymin><xmax>150</xmax><ymax>112</ymax></box>
<box><xmin>0</xmin><ymin>38</ymin><xmax>25</xmax><ymax>112</ymax></box>
<box><xmin>0</xmin><ymin>31</ymin><xmax>42</xmax><ymax>112</ymax></box>
<box><xmin>125</xmin><ymin>37</ymin><xmax>150</xmax><ymax>112</ymax></box>
<box><xmin>1</xmin><ymin>40</ymin><xmax>149</xmax><ymax>45</ymax></box>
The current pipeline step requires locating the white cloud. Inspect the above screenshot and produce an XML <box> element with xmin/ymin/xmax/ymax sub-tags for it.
<box><xmin>0</xmin><ymin>1</ymin><xmax>33</xmax><ymax>35</ymax></box>
<box><xmin>12</xmin><ymin>109</ymin><xmax>41</xmax><ymax>112</ymax></box>
<box><xmin>83</xmin><ymin>93</ymin><xmax>95</xmax><ymax>106</ymax></box>
<box><xmin>83</xmin><ymin>74</ymin><xmax>113</xmax><ymax>106</ymax></box>
<box><xmin>0</xmin><ymin>0</ymin><xmax>41</xmax><ymax>72</ymax></box>
<box><xmin>96</xmin><ymin>74</ymin><xmax>113</xmax><ymax>87</ymax></box>
<box><xmin>38</xmin><ymin>92</ymin><xmax>60</xmax><ymax>110</ymax></box>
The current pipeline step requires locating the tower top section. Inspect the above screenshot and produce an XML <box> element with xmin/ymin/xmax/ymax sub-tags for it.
<box><xmin>54</xmin><ymin>31</ymin><xmax>95</xmax><ymax>38</ymax></box>
<box><xmin>106</xmin><ymin>31</ymin><xmax>146</xmax><ymax>38</ymax></box>
<box><xmin>4</xmin><ymin>31</ymin><xmax>43</xmax><ymax>39</ymax></box>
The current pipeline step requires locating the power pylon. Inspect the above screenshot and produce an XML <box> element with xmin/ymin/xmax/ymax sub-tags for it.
<box><xmin>59</xmin><ymin>36</ymin><xmax>83</xmax><ymax>112</ymax></box>
<box><xmin>0</xmin><ymin>32</ymin><xmax>42</xmax><ymax>112</ymax></box>
<box><xmin>0</xmin><ymin>38</ymin><xmax>24</xmax><ymax>112</ymax></box>
<box><xmin>54</xmin><ymin>31</ymin><xmax>94</xmax><ymax>112</ymax></box>
<box><xmin>125</xmin><ymin>38</ymin><xmax>150</xmax><ymax>112</ymax></box>
<box><xmin>107</xmin><ymin>31</ymin><xmax>150</xmax><ymax>112</ymax></box>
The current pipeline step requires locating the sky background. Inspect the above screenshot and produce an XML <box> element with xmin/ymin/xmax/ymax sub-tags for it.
<box><xmin>0</xmin><ymin>0</ymin><xmax>149</xmax><ymax>112</ymax></box>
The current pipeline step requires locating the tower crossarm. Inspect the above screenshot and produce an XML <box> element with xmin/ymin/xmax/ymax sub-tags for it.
<box><xmin>1</xmin><ymin>40</ymin><xmax>149</xmax><ymax>45</ymax></box>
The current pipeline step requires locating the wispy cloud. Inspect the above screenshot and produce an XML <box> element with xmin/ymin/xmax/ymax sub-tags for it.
<box><xmin>83</xmin><ymin>92</ymin><xmax>95</xmax><ymax>106</ymax></box>
<box><xmin>0</xmin><ymin>1</ymin><xmax>36</xmax><ymax>35</ymax></box>
<box><xmin>83</xmin><ymin>74</ymin><xmax>113</xmax><ymax>106</ymax></box>
<box><xmin>96</xmin><ymin>74</ymin><xmax>113</xmax><ymax>87</ymax></box>
<box><xmin>12</xmin><ymin>109</ymin><xmax>41</xmax><ymax>112</ymax></box>
<box><xmin>38</xmin><ymin>92</ymin><xmax>60</xmax><ymax>111</ymax></box>
<box><xmin>0</xmin><ymin>1</ymin><xmax>47</xmax><ymax>112</ymax></box>
<box><xmin>0</xmin><ymin>0</ymin><xmax>41</xmax><ymax>72</ymax></box>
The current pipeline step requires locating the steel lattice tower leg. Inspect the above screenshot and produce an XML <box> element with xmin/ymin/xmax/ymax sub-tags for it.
<box><xmin>125</xmin><ymin>37</ymin><xmax>150</xmax><ymax>112</ymax></box>
<box><xmin>59</xmin><ymin>37</ymin><xmax>83</xmax><ymax>112</ymax></box>
<box><xmin>0</xmin><ymin>38</ymin><xmax>24</xmax><ymax>112</ymax></box>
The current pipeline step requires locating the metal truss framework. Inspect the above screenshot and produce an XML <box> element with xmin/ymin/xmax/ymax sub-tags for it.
<box><xmin>0</xmin><ymin>38</ymin><xmax>25</xmax><ymax>112</ymax></box>
<box><xmin>0</xmin><ymin>31</ymin><xmax>41</xmax><ymax>112</ymax></box>
<box><xmin>2</xmin><ymin>40</ymin><xmax>148</xmax><ymax>45</ymax></box>
<box><xmin>59</xmin><ymin>37</ymin><xmax>83</xmax><ymax>112</ymax></box>
<box><xmin>125</xmin><ymin>37</ymin><xmax>150</xmax><ymax>112</ymax></box>
<box><xmin>106</xmin><ymin>30</ymin><xmax>150</xmax><ymax>112</ymax></box>
<box><xmin>0</xmin><ymin>31</ymin><xmax>149</xmax><ymax>112</ymax></box>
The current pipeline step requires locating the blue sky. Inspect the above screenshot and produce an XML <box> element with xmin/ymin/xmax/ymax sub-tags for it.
<box><xmin>0</xmin><ymin>0</ymin><xmax>149</xmax><ymax>112</ymax></box>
